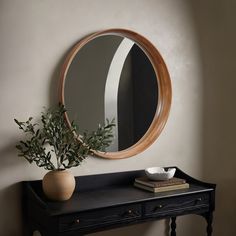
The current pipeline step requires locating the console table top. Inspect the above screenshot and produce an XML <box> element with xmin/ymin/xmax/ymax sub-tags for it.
<box><xmin>24</xmin><ymin>167</ymin><xmax>215</xmax><ymax>216</ymax></box>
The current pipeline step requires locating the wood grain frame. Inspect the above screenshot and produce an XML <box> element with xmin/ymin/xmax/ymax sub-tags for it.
<box><xmin>59</xmin><ymin>29</ymin><xmax>172</xmax><ymax>159</ymax></box>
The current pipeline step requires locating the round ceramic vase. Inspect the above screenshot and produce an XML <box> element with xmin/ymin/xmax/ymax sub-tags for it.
<box><xmin>42</xmin><ymin>170</ymin><xmax>75</xmax><ymax>201</ymax></box>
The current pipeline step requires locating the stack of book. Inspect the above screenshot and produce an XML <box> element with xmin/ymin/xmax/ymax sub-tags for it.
<box><xmin>134</xmin><ymin>176</ymin><xmax>189</xmax><ymax>193</ymax></box>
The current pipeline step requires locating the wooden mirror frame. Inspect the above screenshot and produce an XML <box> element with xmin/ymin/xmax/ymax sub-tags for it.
<box><xmin>59</xmin><ymin>29</ymin><xmax>172</xmax><ymax>159</ymax></box>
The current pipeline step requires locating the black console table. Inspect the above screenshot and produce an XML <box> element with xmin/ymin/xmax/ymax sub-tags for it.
<box><xmin>23</xmin><ymin>167</ymin><xmax>216</xmax><ymax>236</ymax></box>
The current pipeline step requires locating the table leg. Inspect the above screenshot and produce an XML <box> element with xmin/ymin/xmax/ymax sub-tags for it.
<box><xmin>205</xmin><ymin>212</ymin><xmax>213</xmax><ymax>236</ymax></box>
<box><xmin>170</xmin><ymin>216</ymin><xmax>176</xmax><ymax>236</ymax></box>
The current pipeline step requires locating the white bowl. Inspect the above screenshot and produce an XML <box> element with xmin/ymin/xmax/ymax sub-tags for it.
<box><xmin>145</xmin><ymin>167</ymin><xmax>176</xmax><ymax>181</ymax></box>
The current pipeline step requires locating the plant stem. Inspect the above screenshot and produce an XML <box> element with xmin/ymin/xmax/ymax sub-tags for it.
<box><xmin>56</xmin><ymin>154</ymin><xmax>62</xmax><ymax>170</ymax></box>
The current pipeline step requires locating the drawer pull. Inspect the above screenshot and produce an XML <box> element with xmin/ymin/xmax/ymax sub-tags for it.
<box><xmin>153</xmin><ymin>205</ymin><xmax>163</xmax><ymax>212</ymax></box>
<box><xmin>156</xmin><ymin>204</ymin><xmax>163</xmax><ymax>209</ymax></box>
<box><xmin>76</xmin><ymin>219</ymin><xmax>80</xmax><ymax>224</ymax></box>
<box><xmin>196</xmin><ymin>198</ymin><xmax>202</xmax><ymax>202</ymax></box>
<box><xmin>123</xmin><ymin>209</ymin><xmax>140</xmax><ymax>217</ymax></box>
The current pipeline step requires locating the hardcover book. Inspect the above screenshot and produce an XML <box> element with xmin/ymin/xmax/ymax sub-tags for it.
<box><xmin>135</xmin><ymin>177</ymin><xmax>186</xmax><ymax>188</ymax></box>
<box><xmin>134</xmin><ymin>182</ymin><xmax>190</xmax><ymax>193</ymax></box>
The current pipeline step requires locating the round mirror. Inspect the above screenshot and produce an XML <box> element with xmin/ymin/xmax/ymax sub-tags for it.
<box><xmin>59</xmin><ymin>29</ymin><xmax>171</xmax><ymax>159</ymax></box>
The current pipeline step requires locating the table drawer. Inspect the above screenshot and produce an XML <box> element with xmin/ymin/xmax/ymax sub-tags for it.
<box><xmin>144</xmin><ymin>193</ymin><xmax>209</xmax><ymax>217</ymax></box>
<box><xmin>59</xmin><ymin>204</ymin><xmax>142</xmax><ymax>232</ymax></box>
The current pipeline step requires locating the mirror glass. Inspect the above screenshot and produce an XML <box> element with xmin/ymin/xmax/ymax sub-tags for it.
<box><xmin>64</xmin><ymin>35</ymin><xmax>158</xmax><ymax>152</ymax></box>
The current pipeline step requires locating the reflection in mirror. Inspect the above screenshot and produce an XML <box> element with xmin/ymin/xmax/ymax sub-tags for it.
<box><xmin>64</xmin><ymin>35</ymin><xmax>158</xmax><ymax>152</ymax></box>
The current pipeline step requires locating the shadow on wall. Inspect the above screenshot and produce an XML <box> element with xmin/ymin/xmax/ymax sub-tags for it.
<box><xmin>0</xmin><ymin>137</ymin><xmax>28</xmax><ymax>236</ymax></box>
<box><xmin>48</xmin><ymin>49</ymin><xmax>68</xmax><ymax>106</ymax></box>
<box><xmin>31</xmin><ymin>221</ymin><xmax>170</xmax><ymax>236</ymax></box>
<box><xmin>0</xmin><ymin>183</ymin><xmax>23</xmax><ymax>236</ymax></box>
<box><xmin>0</xmin><ymin>138</ymin><xmax>26</xmax><ymax>172</ymax></box>
<box><xmin>189</xmin><ymin>0</ymin><xmax>236</xmax><ymax>235</ymax></box>
<box><xmin>48</xmin><ymin>34</ymin><xmax>90</xmax><ymax>107</ymax></box>
<box><xmin>89</xmin><ymin>219</ymin><xmax>170</xmax><ymax>236</ymax></box>
<box><xmin>48</xmin><ymin>38</ymin><xmax>82</xmax><ymax>107</ymax></box>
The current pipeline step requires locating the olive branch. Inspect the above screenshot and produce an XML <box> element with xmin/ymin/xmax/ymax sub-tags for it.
<box><xmin>14</xmin><ymin>104</ymin><xmax>115</xmax><ymax>170</ymax></box>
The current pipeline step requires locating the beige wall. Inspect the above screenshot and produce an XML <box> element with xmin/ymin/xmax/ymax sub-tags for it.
<box><xmin>0</xmin><ymin>0</ymin><xmax>235</xmax><ymax>235</ymax></box>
